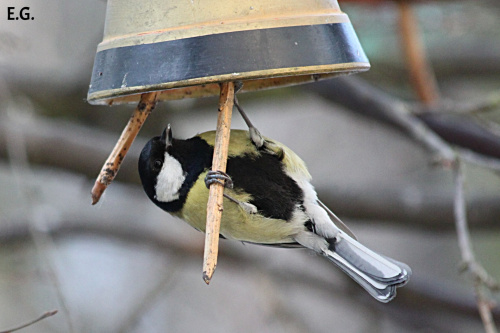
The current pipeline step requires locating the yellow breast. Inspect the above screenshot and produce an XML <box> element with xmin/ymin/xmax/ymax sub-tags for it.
<box><xmin>177</xmin><ymin>130</ymin><xmax>308</xmax><ymax>244</ymax></box>
<box><xmin>178</xmin><ymin>170</ymin><xmax>302</xmax><ymax>244</ymax></box>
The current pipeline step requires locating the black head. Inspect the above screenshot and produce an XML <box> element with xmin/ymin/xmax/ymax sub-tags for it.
<box><xmin>138</xmin><ymin>125</ymin><xmax>172</xmax><ymax>203</ymax></box>
<box><xmin>138</xmin><ymin>125</ymin><xmax>213</xmax><ymax>213</ymax></box>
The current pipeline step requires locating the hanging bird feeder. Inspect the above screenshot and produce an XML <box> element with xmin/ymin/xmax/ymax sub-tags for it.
<box><xmin>88</xmin><ymin>0</ymin><xmax>370</xmax><ymax>283</ymax></box>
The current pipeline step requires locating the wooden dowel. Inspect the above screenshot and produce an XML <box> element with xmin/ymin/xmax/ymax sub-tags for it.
<box><xmin>203</xmin><ymin>82</ymin><xmax>235</xmax><ymax>284</ymax></box>
<box><xmin>91</xmin><ymin>91</ymin><xmax>158</xmax><ymax>205</ymax></box>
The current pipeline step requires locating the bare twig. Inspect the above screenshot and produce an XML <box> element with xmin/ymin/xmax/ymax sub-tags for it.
<box><xmin>0</xmin><ymin>310</ymin><xmax>58</xmax><ymax>333</ymax></box>
<box><xmin>454</xmin><ymin>159</ymin><xmax>499</xmax><ymax>333</ymax></box>
<box><xmin>477</xmin><ymin>291</ymin><xmax>499</xmax><ymax>333</ymax></box>
<box><xmin>454</xmin><ymin>160</ymin><xmax>474</xmax><ymax>265</ymax></box>
<box><xmin>203</xmin><ymin>82</ymin><xmax>235</xmax><ymax>284</ymax></box>
<box><xmin>91</xmin><ymin>91</ymin><xmax>158</xmax><ymax>204</ymax></box>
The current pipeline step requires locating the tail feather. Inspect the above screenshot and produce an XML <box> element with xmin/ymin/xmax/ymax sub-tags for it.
<box><xmin>325</xmin><ymin>234</ymin><xmax>411</xmax><ymax>303</ymax></box>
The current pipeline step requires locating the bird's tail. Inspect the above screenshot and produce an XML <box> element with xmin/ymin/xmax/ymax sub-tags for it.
<box><xmin>324</xmin><ymin>233</ymin><xmax>411</xmax><ymax>303</ymax></box>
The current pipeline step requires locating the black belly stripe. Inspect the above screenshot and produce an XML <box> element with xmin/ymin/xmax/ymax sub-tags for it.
<box><xmin>226</xmin><ymin>153</ymin><xmax>303</xmax><ymax>221</ymax></box>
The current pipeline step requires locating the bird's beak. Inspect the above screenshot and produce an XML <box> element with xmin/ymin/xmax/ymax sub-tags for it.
<box><xmin>160</xmin><ymin>124</ymin><xmax>173</xmax><ymax>147</ymax></box>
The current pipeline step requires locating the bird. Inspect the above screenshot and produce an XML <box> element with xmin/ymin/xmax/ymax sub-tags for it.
<box><xmin>138</xmin><ymin>99</ymin><xmax>411</xmax><ymax>303</ymax></box>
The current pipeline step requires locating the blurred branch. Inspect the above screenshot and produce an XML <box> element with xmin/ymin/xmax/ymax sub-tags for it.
<box><xmin>398</xmin><ymin>1</ymin><xmax>439</xmax><ymax>106</ymax></box>
<box><xmin>310</xmin><ymin>77</ymin><xmax>456</xmax><ymax>163</ymax></box>
<box><xmin>0</xmin><ymin>217</ymin><xmax>498</xmax><ymax>327</ymax></box>
<box><xmin>2</xmin><ymin>99</ymin><xmax>76</xmax><ymax>333</ymax></box>
<box><xmin>311</xmin><ymin>77</ymin><xmax>500</xmax><ymax>161</ymax></box>
<box><xmin>2</xmin><ymin>102</ymin><xmax>500</xmax><ymax>229</ymax></box>
<box><xmin>454</xmin><ymin>160</ymin><xmax>499</xmax><ymax>333</ymax></box>
<box><xmin>0</xmin><ymin>107</ymin><xmax>145</xmax><ymax>183</ymax></box>
<box><xmin>310</xmin><ymin>75</ymin><xmax>500</xmax><ymax>331</ymax></box>
<box><xmin>0</xmin><ymin>310</ymin><xmax>58</xmax><ymax>333</ymax></box>
<box><xmin>417</xmin><ymin>113</ymin><xmax>500</xmax><ymax>160</ymax></box>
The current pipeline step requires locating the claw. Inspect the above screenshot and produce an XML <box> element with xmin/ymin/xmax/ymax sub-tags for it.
<box><xmin>205</xmin><ymin>170</ymin><xmax>234</xmax><ymax>189</ymax></box>
<box><xmin>205</xmin><ymin>170</ymin><xmax>258</xmax><ymax>214</ymax></box>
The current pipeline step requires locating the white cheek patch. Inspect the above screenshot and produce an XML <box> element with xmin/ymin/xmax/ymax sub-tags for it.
<box><xmin>155</xmin><ymin>153</ymin><xmax>186</xmax><ymax>202</ymax></box>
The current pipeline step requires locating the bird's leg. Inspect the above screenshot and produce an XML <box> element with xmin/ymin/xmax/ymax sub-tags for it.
<box><xmin>233</xmin><ymin>91</ymin><xmax>284</xmax><ymax>159</ymax></box>
<box><xmin>233</xmin><ymin>95</ymin><xmax>265</xmax><ymax>149</ymax></box>
<box><xmin>205</xmin><ymin>171</ymin><xmax>257</xmax><ymax>214</ymax></box>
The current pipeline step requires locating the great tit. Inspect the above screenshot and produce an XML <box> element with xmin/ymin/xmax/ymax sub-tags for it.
<box><xmin>138</xmin><ymin>103</ymin><xmax>411</xmax><ymax>303</ymax></box>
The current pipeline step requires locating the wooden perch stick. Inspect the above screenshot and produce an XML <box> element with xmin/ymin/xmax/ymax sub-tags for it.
<box><xmin>203</xmin><ymin>82</ymin><xmax>235</xmax><ymax>284</ymax></box>
<box><xmin>91</xmin><ymin>92</ymin><xmax>158</xmax><ymax>205</ymax></box>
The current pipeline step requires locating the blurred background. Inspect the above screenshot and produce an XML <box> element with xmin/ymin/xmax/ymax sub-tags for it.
<box><xmin>1</xmin><ymin>0</ymin><xmax>499</xmax><ymax>332</ymax></box>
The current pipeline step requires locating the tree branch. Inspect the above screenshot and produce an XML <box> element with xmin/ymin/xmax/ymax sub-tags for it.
<box><xmin>454</xmin><ymin>159</ymin><xmax>499</xmax><ymax>332</ymax></box>
<box><xmin>310</xmin><ymin>77</ymin><xmax>500</xmax><ymax>161</ymax></box>
<box><xmin>2</xmin><ymin>95</ymin><xmax>500</xmax><ymax>229</ymax></box>
<box><xmin>0</xmin><ymin>310</ymin><xmax>58</xmax><ymax>333</ymax></box>
<box><xmin>310</xmin><ymin>76</ymin><xmax>500</xmax><ymax>332</ymax></box>
<box><xmin>0</xmin><ymin>218</ymin><xmax>499</xmax><ymax>325</ymax></box>
<box><xmin>316</xmin><ymin>77</ymin><xmax>456</xmax><ymax>163</ymax></box>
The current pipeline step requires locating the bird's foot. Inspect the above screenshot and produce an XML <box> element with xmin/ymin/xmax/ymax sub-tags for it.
<box><xmin>205</xmin><ymin>170</ymin><xmax>257</xmax><ymax>214</ymax></box>
<box><xmin>249</xmin><ymin>127</ymin><xmax>265</xmax><ymax>149</ymax></box>
<box><xmin>235</xmin><ymin>200</ymin><xmax>258</xmax><ymax>214</ymax></box>
<box><xmin>205</xmin><ymin>170</ymin><xmax>234</xmax><ymax>189</ymax></box>
<box><xmin>223</xmin><ymin>193</ymin><xmax>257</xmax><ymax>214</ymax></box>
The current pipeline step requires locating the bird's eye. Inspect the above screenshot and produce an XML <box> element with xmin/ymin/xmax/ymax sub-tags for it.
<box><xmin>153</xmin><ymin>159</ymin><xmax>162</xmax><ymax>170</ymax></box>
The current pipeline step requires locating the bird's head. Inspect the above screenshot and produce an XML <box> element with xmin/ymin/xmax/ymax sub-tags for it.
<box><xmin>138</xmin><ymin>124</ymin><xmax>186</xmax><ymax>205</ymax></box>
